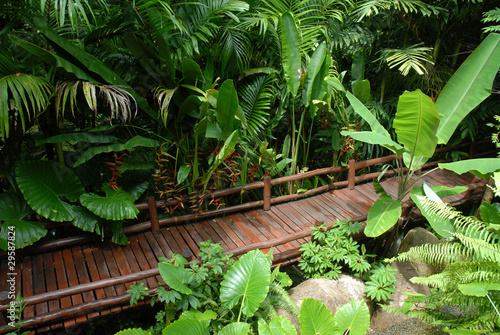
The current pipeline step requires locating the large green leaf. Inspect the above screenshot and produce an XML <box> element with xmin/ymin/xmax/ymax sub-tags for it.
<box><xmin>71</xmin><ymin>206</ymin><xmax>101</xmax><ymax>233</ymax></box>
<box><xmin>10</xmin><ymin>35</ymin><xmax>100</xmax><ymax>83</ymax></box>
<box><xmin>220</xmin><ymin>249</ymin><xmax>271</xmax><ymax>318</ymax></box>
<box><xmin>73</xmin><ymin>143</ymin><xmax>125</xmax><ymax>167</ymax></box>
<box><xmin>435</xmin><ymin>33</ymin><xmax>500</xmax><ymax>144</ymax></box>
<box><xmin>0</xmin><ymin>193</ymin><xmax>47</xmax><ymax>250</ymax></box>
<box><xmin>124</xmin><ymin>136</ymin><xmax>160</xmax><ymax>149</ymax></box>
<box><xmin>31</xmin><ymin>16</ymin><xmax>155</xmax><ymax>118</ymax></box>
<box><xmin>219</xmin><ymin>322</ymin><xmax>251</xmax><ymax>335</ymax></box>
<box><xmin>438</xmin><ymin>158</ymin><xmax>500</xmax><ymax>179</ymax></box>
<box><xmin>162</xmin><ymin>319</ymin><xmax>209</xmax><ymax>335</ymax></box>
<box><xmin>80</xmin><ymin>185</ymin><xmax>139</xmax><ymax>220</ymax></box>
<box><xmin>158</xmin><ymin>262</ymin><xmax>193</xmax><ymax>295</ymax></box>
<box><xmin>299</xmin><ymin>298</ymin><xmax>338</xmax><ymax>335</ymax></box>
<box><xmin>394</xmin><ymin>89</ymin><xmax>439</xmax><ymax>158</ymax></box>
<box><xmin>217</xmin><ymin>79</ymin><xmax>239</xmax><ymax>139</ymax></box>
<box><xmin>340</xmin><ymin>131</ymin><xmax>403</xmax><ymax>154</ymax></box>
<box><xmin>280</xmin><ymin>12</ymin><xmax>301</xmax><ymax>97</ymax></box>
<box><xmin>458</xmin><ymin>282</ymin><xmax>500</xmax><ymax>297</ymax></box>
<box><xmin>302</xmin><ymin>42</ymin><xmax>327</xmax><ymax>107</ymax></box>
<box><xmin>346</xmin><ymin>92</ymin><xmax>390</xmax><ymax>137</ymax></box>
<box><xmin>16</xmin><ymin>160</ymin><xmax>85</xmax><ymax>222</ymax></box>
<box><xmin>37</xmin><ymin>132</ymin><xmax>119</xmax><ymax>145</ymax></box>
<box><xmin>334</xmin><ymin>300</ymin><xmax>370</xmax><ymax>335</ymax></box>
<box><xmin>365</xmin><ymin>195</ymin><xmax>402</xmax><ymax>237</ymax></box>
<box><xmin>258</xmin><ymin>316</ymin><xmax>298</xmax><ymax>335</ymax></box>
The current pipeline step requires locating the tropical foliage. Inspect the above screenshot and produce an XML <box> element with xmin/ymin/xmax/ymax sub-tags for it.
<box><xmin>124</xmin><ymin>244</ymin><xmax>371</xmax><ymax>335</ymax></box>
<box><xmin>386</xmin><ymin>193</ymin><xmax>500</xmax><ymax>333</ymax></box>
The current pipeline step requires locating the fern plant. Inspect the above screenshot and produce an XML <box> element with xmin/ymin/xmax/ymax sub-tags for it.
<box><xmin>386</xmin><ymin>196</ymin><xmax>500</xmax><ymax>333</ymax></box>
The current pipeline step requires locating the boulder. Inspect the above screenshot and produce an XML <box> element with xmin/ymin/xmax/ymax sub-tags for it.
<box><xmin>277</xmin><ymin>275</ymin><xmax>370</xmax><ymax>333</ymax></box>
<box><xmin>398</xmin><ymin>227</ymin><xmax>441</xmax><ymax>277</ymax></box>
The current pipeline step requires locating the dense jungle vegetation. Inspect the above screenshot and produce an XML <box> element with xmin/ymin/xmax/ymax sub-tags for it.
<box><xmin>1</xmin><ymin>0</ymin><xmax>500</xmax><ymax>251</ymax></box>
<box><xmin>2</xmin><ymin>1</ymin><xmax>500</xmax><ymax>334</ymax></box>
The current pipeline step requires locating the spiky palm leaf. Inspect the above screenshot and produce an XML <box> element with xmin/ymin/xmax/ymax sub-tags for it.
<box><xmin>56</xmin><ymin>80</ymin><xmax>137</xmax><ymax>121</ymax></box>
<box><xmin>29</xmin><ymin>0</ymin><xmax>108</xmax><ymax>30</ymax></box>
<box><xmin>353</xmin><ymin>0</ymin><xmax>436</xmax><ymax>22</ymax></box>
<box><xmin>0</xmin><ymin>73</ymin><xmax>52</xmax><ymax>138</ymax></box>
<box><xmin>239</xmin><ymin>74</ymin><xmax>275</xmax><ymax>136</ymax></box>
<box><xmin>380</xmin><ymin>44</ymin><xmax>434</xmax><ymax>76</ymax></box>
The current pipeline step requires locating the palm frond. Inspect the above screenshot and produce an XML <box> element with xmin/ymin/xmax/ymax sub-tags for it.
<box><xmin>379</xmin><ymin>44</ymin><xmax>434</xmax><ymax>76</ymax></box>
<box><xmin>239</xmin><ymin>74</ymin><xmax>276</xmax><ymax>137</ymax></box>
<box><xmin>0</xmin><ymin>74</ymin><xmax>52</xmax><ymax>138</ymax></box>
<box><xmin>482</xmin><ymin>8</ymin><xmax>500</xmax><ymax>33</ymax></box>
<box><xmin>56</xmin><ymin>81</ymin><xmax>137</xmax><ymax>121</ymax></box>
<box><xmin>353</xmin><ymin>0</ymin><xmax>437</xmax><ymax>22</ymax></box>
<box><xmin>30</xmin><ymin>0</ymin><xmax>108</xmax><ymax>30</ymax></box>
<box><xmin>154</xmin><ymin>86</ymin><xmax>178</xmax><ymax>127</ymax></box>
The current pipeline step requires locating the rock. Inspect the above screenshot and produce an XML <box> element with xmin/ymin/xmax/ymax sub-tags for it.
<box><xmin>277</xmin><ymin>275</ymin><xmax>370</xmax><ymax>333</ymax></box>
<box><xmin>398</xmin><ymin>227</ymin><xmax>441</xmax><ymax>277</ymax></box>
<box><xmin>369</xmin><ymin>261</ymin><xmax>431</xmax><ymax>332</ymax></box>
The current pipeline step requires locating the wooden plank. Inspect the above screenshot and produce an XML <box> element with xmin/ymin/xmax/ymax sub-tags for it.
<box><xmin>62</xmin><ymin>249</ymin><xmax>87</xmax><ymax>324</ymax></box>
<box><xmin>101</xmin><ymin>246</ymin><xmax>127</xmax><ymax>296</ymax></box>
<box><xmin>309</xmin><ymin>192</ymin><xmax>352</xmax><ymax>220</ymax></box>
<box><xmin>32</xmin><ymin>254</ymin><xmax>50</xmax><ymax>332</ymax></box>
<box><xmin>185</xmin><ymin>223</ymin><xmax>207</xmax><ymax>246</ymax></box>
<box><xmin>336</xmin><ymin>189</ymin><xmax>372</xmax><ymax>214</ymax></box>
<box><xmin>150</xmin><ymin>231</ymin><xmax>173</xmax><ymax>260</ymax></box>
<box><xmin>168</xmin><ymin>227</ymin><xmax>192</xmax><ymax>255</ymax></box>
<box><xmin>144</xmin><ymin>231</ymin><xmax>168</xmax><ymax>260</ymax></box>
<box><xmin>137</xmin><ymin>234</ymin><xmax>163</xmax><ymax>284</ymax></box>
<box><xmin>128</xmin><ymin>236</ymin><xmax>158</xmax><ymax>289</ymax></box>
<box><xmin>206</xmin><ymin>219</ymin><xmax>237</xmax><ymax>250</ymax></box>
<box><xmin>253</xmin><ymin>209</ymin><xmax>303</xmax><ymax>245</ymax></box>
<box><xmin>51</xmin><ymin>251</ymin><xmax>75</xmax><ymax>327</ymax></box>
<box><xmin>71</xmin><ymin>246</ymin><xmax>99</xmax><ymax>320</ymax></box>
<box><xmin>320</xmin><ymin>193</ymin><xmax>360</xmax><ymax>218</ymax></box>
<box><xmin>176</xmin><ymin>225</ymin><xmax>200</xmax><ymax>256</ymax></box>
<box><xmin>269</xmin><ymin>206</ymin><xmax>303</xmax><ymax>233</ymax></box>
<box><xmin>214</xmin><ymin>217</ymin><xmax>246</xmax><ymax>247</ymax></box>
<box><xmin>21</xmin><ymin>258</ymin><xmax>33</xmax><ymax>319</ymax></box>
<box><xmin>42</xmin><ymin>253</ymin><xmax>62</xmax><ymax>330</ymax></box>
<box><xmin>228</xmin><ymin>214</ymin><xmax>262</xmax><ymax>244</ymax></box>
<box><xmin>109</xmin><ymin>244</ymin><xmax>134</xmax><ymax>290</ymax></box>
<box><xmin>82</xmin><ymin>246</ymin><xmax>109</xmax><ymax>316</ymax></box>
<box><xmin>249</xmin><ymin>210</ymin><xmax>297</xmax><ymax>250</ymax></box>
<box><xmin>241</xmin><ymin>211</ymin><xmax>288</xmax><ymax>253</ymax></box>
<box><xmin>91</xmin><ymin>244</ymin><xmax>121</xmax><ymax>313</ymax></box>
<box><xmin>160</xmin><ymin>228</ymin><xmax>183</xmax><ymax>255</ymax></box>
<box><xmin>303</xmin><ymin>196</ymin><xmax>343</xmax><ymax>220</ymax></box>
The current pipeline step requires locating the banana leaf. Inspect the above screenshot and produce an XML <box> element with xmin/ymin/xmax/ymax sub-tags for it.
<box><xmin>280</xmin><ymin>12</ymin><xmax>301</xmax><ymax>97</ymax></box>
<box><xmin>364</xmin><ymin>195</ymin><xmax>402</xmax><ymax>237</ymax></box>
<box><xmin>435</xmin><ymin>33</ymin><xmax>500</xmax><ymax>144</ymax></box>
<box><xmin>394</xmin><ymin>89</ymin><xmax>439</xmax><ymax>158</ymax></box>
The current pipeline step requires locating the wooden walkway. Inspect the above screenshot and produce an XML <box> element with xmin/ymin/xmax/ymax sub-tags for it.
<box><xmin>0</xmin><ymin>167</ymin><xmax>486</xmax><ymax>334</ymax></box>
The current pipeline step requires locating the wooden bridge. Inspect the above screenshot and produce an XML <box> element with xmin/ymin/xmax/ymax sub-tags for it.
<box><xmin>0</xmin><ymin>143</ymin><xmax>491</xmax><ymax>334</ymax></box>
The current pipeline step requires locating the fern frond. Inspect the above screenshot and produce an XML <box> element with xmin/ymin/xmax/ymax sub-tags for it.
<box><xmin>268</xmin><ymin>281</ymin><xmax>300</xmax><ymax>317</ymax></box>
<box><xmin>453</xmin><ymin>233</ymin><xmax>500</xmax><ymax>263</ymax></box>
<box><xmin>392</xmin><ymin>242</ymin><xmax>470</xmax><ymax>266</ymax></box>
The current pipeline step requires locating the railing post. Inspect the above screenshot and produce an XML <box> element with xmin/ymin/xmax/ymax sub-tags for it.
<box><xmin>263</xmin><ymin>175</ymin><xmax>272</xmax><ymax>211</ymax></box>
<box><xmin>348</xmin><ymin>159</ymin><xmax>356</xmax><ymax>190</ymax></box>
<box><xmin>469</xmin><ymin>141</ymin><xmax>476</xmax><ymax>159</ymax></box>
<box><xmin>182</xmin><ymin>250</ymin><xmax>194</xmax><ymax>261</ymax></box>
<box><xmin>148</xmin><ymin>196</ymin><xmax>160</xmax><ymax>234</ymax></box>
